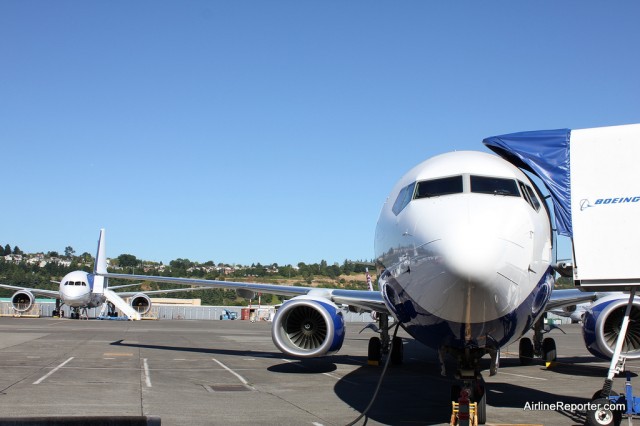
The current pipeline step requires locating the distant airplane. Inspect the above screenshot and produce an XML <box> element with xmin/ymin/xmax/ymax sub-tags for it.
<box><xmin>94</xmin><ymin>151</ymin><xmax>637</xmax><ymax>424</ymax></box>
<box><xmin>0</xmin><ymin>238</ymin><xmax>205</xmax><ymax>319</ymax></box>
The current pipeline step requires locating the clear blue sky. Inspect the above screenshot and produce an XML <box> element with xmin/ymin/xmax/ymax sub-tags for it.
<box><xmin>1</xmin><ymin>1</ymin><xmax>638</xmax><ymax>266</ymax></box>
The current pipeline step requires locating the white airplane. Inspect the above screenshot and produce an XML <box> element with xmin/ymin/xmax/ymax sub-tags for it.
<box><xmin>0</xmin><ymin>238</ymin><xmax>206</xmax><ymax>319</ymax></box>
<box><xmin>95</xmin><ymin>150</ymin><xmax>638</xmax><ymax>424</ymax></box>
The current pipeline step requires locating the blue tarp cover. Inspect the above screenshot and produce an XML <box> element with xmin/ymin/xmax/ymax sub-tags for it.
<box><xmin>483</xmin><ymin>129</ymin><xmax>572</xmax><ymax>237</ymax></box>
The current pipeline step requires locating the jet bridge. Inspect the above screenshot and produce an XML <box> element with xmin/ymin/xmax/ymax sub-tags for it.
<box><xmin>484</xmin><ymin>123</ymin><xmax>640</xmax><ymax>401</ymax></box>
<box><xmin>484</xmin><ymin>123</ymin><xmax>640</xmax><ymax>291</ymax></box>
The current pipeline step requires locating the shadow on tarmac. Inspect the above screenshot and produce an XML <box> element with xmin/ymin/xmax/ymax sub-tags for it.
<box><xmin>333</xmin><ymin>339</ymin><xmax>597</xmax><ymax>426</ymax></box>
<box><xmin>111</xmin><ymin>339</ymin><xmax>370</xmax><ymax>367</ymax></box>
<box><xmin>111</xmin><ymin>337</ymin><xmax>597</xmax><ymax>425</ymax></box>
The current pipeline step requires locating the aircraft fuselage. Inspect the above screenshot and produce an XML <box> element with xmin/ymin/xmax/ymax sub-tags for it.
<box><xmin>58</xmin><ymin>270</ymin><xmax>104</xmax><ymax>308</ymax></box>
<box><xmin>375</xmin><ymin>151</ymin><xmax>554</xmax><ymax>353</ymax></box>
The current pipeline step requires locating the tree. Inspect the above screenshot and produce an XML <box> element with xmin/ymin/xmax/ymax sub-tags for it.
<box><xmin>169</xmin><ymin>258</ymin><xmax>194</xmax><ymax>271</ymax></box>
<box><xmin>556</xmin><ymin>276</ymin><xmax>574</xmax><ymax>289</ymax></box>
<box><xmin>328</xmin><ymin>263</ymin><xmax>341</xmax><ymax>279</ymax></box>
<box><xmin>13</xmin><ymin>246</ymin><xmax>22</xmax><ymax>255</ymax></box>
<box><xmin>64</xmin><ymin>246</ymin><xmax>75</xmax><ymax>258</ymax></box>
<box><xmin>117</xmin><ymin>254</ymin><xmax>139</xmax><ymax>268</ymax></box>
<box><xmin>342</xmin><ymin>259</ymin><xmax>354</xmax><ymax>275</ymax></box>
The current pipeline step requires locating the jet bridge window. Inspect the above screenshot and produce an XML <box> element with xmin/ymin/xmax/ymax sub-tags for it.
<box><xmin>470</xmin><ymin>176</ymin><xmax>519</xmax><ymax>197</ymax></box>
<box><xmin>414</xmin><ymin>176</ymin><xmax>463</xmax><ymax>199</ymax></box>
<box><xmin>392</xmin><ymin>182</ymin><xmax>416</xmax><ymax>215</ymax></box>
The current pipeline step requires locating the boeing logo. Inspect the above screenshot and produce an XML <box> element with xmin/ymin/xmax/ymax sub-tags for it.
<box><xmin>580</xmin><ymin>199</ymin><xmax>593</xmax><ymax>211</ymax></box>
<box><xmin>583</xmin><ymin>196</ymin><xmax>640</xmax><ymax>209</ymax></box>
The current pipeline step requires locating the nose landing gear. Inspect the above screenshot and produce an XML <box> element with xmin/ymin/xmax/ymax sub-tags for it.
<box><xmin>442</xmin><ymin>347</ymin><xmax>491</xmax><ymax>425</ymax></box>
<box><xmin>450</xmin><ymin>379</ymin><xmax>485</xmax><ymax>425</ymax></box>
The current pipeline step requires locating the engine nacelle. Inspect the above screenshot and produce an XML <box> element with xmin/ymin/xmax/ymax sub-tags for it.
<box><xmin>129</xmin><ymin>293</ymin><xmax>152</xmax><ymax>315</ymax></box>
<box><xmin>236</xmin><ymin>288</ymin><xmax>256</xmax><ymax>300</ymax></box>
<box><xmin>11</xmin><ymin>290</ymin><xmax>35</xmax><ymax>312</ymax></box>
<box><xmin>272</xmin><ymin>297</ymin><xmax>345</xmax><ymax>358</ymax></box>
<box><xmin>582</xmin><ymin>295</ymin><xmax>640</xmax><ymax>360</ymax></box>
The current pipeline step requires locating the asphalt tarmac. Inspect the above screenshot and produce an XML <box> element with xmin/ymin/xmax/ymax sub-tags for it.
<box><xmin>0</xmin><ymin>317</ymin><xmax>634</xmax><ymax>425</ymax></box>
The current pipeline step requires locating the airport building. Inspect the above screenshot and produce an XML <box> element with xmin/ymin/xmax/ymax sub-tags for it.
<box><xmin>0</xmin><ymin>298</ymin><xmax>381</xmax><ymax>322</ymax></box>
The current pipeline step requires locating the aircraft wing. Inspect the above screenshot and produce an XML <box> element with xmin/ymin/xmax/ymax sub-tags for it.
<box><xmin>545</xmin><ymin>288</ymin><xmax>597</xmax><ymax>311</ymax></box>
<box><xmin>114</xmin><ymin>286</ymin><xmax>213</xmax><ymax>297</ymax></box>
<box><xmin>109</xmin><ymin>283</ymin><xmax>147</xmax><ymax>290</ymax></box>
<box><xmin>0</xmin><ymin>283</ymin><xmax>60</xmax><ymax>299</ymax></box>
<box><xmin>102</xmin><ymin>272</ymin><xmax>388</xmax><ymax>313</ymax></box>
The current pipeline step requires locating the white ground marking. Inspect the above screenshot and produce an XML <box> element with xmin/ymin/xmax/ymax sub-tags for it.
<box><xmin>212</xmin><ymin>358</ymin><xmax>254</xmax><ymax>389</ymax></box>
<box><xmin>33</xmin><ymin>357</ymin><xmax>74</xmax><ymax>384</ymax></box>
<box><xmin>143</xmin><ymin>358</ymin><xmax>152</xmax><ymax>387</ymax></box>
<box><xmin>499</xmin><ymin>371</ymin><xmax>547</xmax><ymax>381</ymax></box>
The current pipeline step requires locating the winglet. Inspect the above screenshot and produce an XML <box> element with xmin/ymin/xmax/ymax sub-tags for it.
<box><xmin>94</xmin><ymin>228</ymin><xmax>108</xmax><ymax>275</ymax></box>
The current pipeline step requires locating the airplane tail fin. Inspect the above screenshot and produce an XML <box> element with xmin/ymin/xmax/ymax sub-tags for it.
<box><xmin>93</xmin><ymin>229</ymin><xmax>108</xmax><ymax>294</ymax></box>
<box><xmin>94</xmin><ymin>229</ymin><xmax>108</xmax><ymax>275</ymax></box>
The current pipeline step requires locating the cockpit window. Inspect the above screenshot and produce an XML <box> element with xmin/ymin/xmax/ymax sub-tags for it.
<box><xmin>414</xmin><ymin>176</ymin><xmax>463</xmax><ymax>199</ymax></box>
<box><xmin>470</xmin><ymin>176</ymin><xmax>519</xmax><ymax>197</ymax></box>
<box><xmin>518</xmin><ymin>181</ymin><xmax>541</xmax><ymax>211</ymax></box>
<box><xmin>62</xmin><ymin>280</ymin><xmax>87</xmax><ymax>286</ymax></box>
<box><xmin>392</xmin><ymin>182</ymin><xmax>416</xmax><ymax>215</ymax></box>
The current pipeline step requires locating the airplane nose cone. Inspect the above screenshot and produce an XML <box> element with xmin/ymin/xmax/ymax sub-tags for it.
<box><xmin>440</xmin><ymin>224</ymin><xmax>505</xmax><ymax>286</ymax></box>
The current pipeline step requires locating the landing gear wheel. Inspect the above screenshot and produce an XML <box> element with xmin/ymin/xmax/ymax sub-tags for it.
<box><xmin>519</xmin><ymin>337</ymin><xmax>533</xmax><ymax>366</ymax></box>
<box><xmin>391</xmin><ymin>336</ymin><xmax>403</xmax><ymax>365</ymax></box>
<box><xmin>368</xmin><ymin>337</ymin><xmax>381</xmax><ymax>365</ymax></box>
<box><xmin>542</xmin><ymin>337</ymin><xmax>557</xmax><ymax>366</ymax></box>
<box><xmin>474</xmin><ymin>380</ymin><xmax>487</xmax><ymax>425</ymax></box>
<box><xmin>586</xmin><ymin>398</ymin><xmax>622</xmax><ymax>426</ymax></box>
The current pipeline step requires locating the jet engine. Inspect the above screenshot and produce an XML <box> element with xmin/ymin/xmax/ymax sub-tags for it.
<box><xmin>129</xmin><ymin>293</ymin><xmax>152</xmax><ymax>315</ymax></box>
<box><xmin>11</xmin><ymin>290</ymin><xmax>35</xmax><ymax>312</ymax></box>
<box><xmin>272</xmin><ymin>297</ymin><xmax>345</xmax><ymax>358</ymax></box>
<box><xmin>582</xmin><ymin>295</ymin><xmax>640</xmax><ymax>360</ymax></box>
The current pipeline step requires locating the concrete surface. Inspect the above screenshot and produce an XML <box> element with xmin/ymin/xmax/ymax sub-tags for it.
<box><xmin>0</xmin><ymin>317</ymin><xmax>634</xmax><ymax>425</ymax></box>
